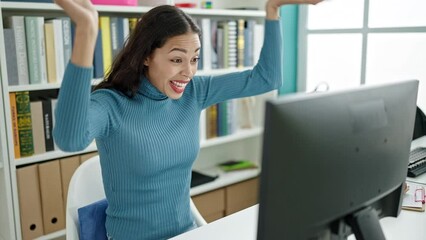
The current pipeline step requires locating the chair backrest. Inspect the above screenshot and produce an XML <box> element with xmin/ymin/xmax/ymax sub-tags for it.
<box><xmin>66</xmin><ymin>155</ymin><xmax>105</xmax><ymax>240</ymax></box>
<box><xmin>66</xmin><ymin>155</ymin><xmax>207</xmax><ymax>239</ymax></box>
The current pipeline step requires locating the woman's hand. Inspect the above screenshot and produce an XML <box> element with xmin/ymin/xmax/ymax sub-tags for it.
<box><xmin>55</xmin><ymin>0</ymin><xmax>99</xmax><ymax>67</ymax></box>
<box><xmin>55</xmin><ymin>0</ymin><xmax>98</xmax><ymax>32</ymax></box>
<box><xmin>266</xmin><ymin>0</ymin><xmax>324</xmax><ymax>19</ymax></box>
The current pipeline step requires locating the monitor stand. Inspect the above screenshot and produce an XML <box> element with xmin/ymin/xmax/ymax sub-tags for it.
<box><xmin>346</xmin><ymin>207</ymin><xmax>386</xmax><ymax>240</ymax></box>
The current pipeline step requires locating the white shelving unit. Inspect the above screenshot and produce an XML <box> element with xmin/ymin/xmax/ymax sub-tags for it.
<box><xmin>0</xmin><ymin>69</ymin><xmax>15</xmax><ymax>240</ymax></box>
<box><xmin>0</xmin><ymin>2</ymin><xmax>268</xmax><ymax>240</ymax></box>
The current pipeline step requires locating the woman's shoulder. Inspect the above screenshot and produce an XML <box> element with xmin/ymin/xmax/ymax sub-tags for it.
<box><xmin>91</xmin><ymin>87</ymin><xmax>131</xmax><ymax>105</ymax></box>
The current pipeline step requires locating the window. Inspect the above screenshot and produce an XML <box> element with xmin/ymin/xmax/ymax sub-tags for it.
<box><xmin>298</xmin><ymin>0</ymin><xmax>426</xmax><ymax>111</ymax></box>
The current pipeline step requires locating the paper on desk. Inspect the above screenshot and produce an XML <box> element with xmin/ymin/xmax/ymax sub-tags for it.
<box><xmin>402</xmin><ymin>194</ymin><xmax>423</xmax><ymax>208</ymax></box>
<box><xmin>402</xmin><ymin>182</ymin><xmax>425</xmax><ymax>211</ymax></box>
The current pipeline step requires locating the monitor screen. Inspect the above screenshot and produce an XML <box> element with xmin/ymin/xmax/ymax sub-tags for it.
<box><xmin>257</xmin><ymin>80</ymin><xmax>419</xmax><ymax>240</ymax></box>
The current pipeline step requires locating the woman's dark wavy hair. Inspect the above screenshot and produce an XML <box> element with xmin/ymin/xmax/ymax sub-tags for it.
<box><xmin>94</xmin><ymin>5</ymin><xmax>201</xmax><ymax>97</ymax></box>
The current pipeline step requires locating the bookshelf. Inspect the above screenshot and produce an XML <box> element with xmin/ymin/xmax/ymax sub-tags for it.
<box><xmin>0</xmin><ymin>2</ymin><xmax>270</xmax><ymax>240</ymax></box>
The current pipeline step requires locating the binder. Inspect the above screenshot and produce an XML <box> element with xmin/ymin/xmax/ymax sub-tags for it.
<box><xmin>16</xmin><ymin>165</ymin><xmax>44</xmax><ymax>240</ymax></box>
<box><xmin>60</xmin><ymin>156</ymin><xmax>80</xmax><ymax>214</ymax></box>
<box><xmin>38</xmin><ymin>160</ymin><xmax>65</xmax><ymax>233</ymax></box>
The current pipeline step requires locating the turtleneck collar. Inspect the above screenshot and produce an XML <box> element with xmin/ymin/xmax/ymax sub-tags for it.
<box><xmin>138</xmin><ymin>76</ymin><xmax>168</xmax><ymax>100</ymax></box>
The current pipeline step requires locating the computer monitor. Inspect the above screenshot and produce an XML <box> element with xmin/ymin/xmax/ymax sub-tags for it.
<box><xmin>257</xmin><ymin>80</ymin><xmax>419</xmax><ymax>240</ymax></box>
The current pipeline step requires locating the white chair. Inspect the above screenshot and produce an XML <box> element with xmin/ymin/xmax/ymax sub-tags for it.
<box><xmin>66</xmin><ymin>155</ymin><xmax>207</xmax><ymax>240</ymax></box>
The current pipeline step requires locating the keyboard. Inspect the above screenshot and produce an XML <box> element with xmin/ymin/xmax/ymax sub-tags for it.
<box><xmin>407</xmin><ymin>147</ymin><xmax>426</xmax><ymax>177</ymax></box>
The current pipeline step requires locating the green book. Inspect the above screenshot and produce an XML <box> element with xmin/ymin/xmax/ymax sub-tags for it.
<box><xmin>16</xmin><ymin>91</ymin><xmax>34</xmax><ymax>157</ymax></box>
<box><xmin>218</xmin><ymin>160</ymin><xmax>257</xmax><ymax>172</ymax></box>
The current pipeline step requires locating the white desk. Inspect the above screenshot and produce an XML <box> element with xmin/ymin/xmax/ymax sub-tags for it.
<box><xmin>172</xmin><ymin>201</ymin><xmax>426</xmax><ymax>240</ymax></box>
<box><xmin>173</xmin><ymin>137</ymin><xmax>426</xmax><ymax>240</ymax></box>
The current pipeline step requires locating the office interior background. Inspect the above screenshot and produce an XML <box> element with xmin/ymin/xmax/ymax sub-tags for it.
<box><xmin>0</xmin><ymin>0</ymin><xmax>425</xmax><ymax>239</ymax></box>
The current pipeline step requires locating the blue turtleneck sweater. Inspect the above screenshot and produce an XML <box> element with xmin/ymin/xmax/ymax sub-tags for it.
<box><xmin>53</xmin><ymin>20</ymin><xmax>282</xmax><ymax>240</ymax></box>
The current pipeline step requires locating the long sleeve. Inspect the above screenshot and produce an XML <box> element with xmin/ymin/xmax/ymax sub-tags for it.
<box><xmin>193</xmin><ymin>20</ymin><xmax>282</xmax><ymax>109</ymax></box>
<box><xmin>53</xmin><ymin>63</ymin><xmax>122</xmax><ymax>152</ymax></box>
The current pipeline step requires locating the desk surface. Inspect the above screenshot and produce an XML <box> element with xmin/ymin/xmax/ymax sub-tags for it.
<box><xmin>172</xmin><ymin>201</ymin><xmax>426</xmax><ymax>240</ymax></box>
<box><xmin>173</xmin><ymin>137</ymin><xmax>426</xmax><ymax>240</ymax></box>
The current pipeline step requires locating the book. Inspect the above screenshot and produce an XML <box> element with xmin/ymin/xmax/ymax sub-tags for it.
<box><xmin>244</xmin><ymin>20</ymin><xmax>255</xmax><ymax>67</ymax></box>
<box><xmin>4</xmin><ymin>16</ymin><xmax>30</xmax><ymax>85</ymax></box>
<box><xmin>25</xmin><ymin>16</ymin><xmax>47</xmax><ymax>84</ymax></box>
<box><xmin>15</xmin><ymin>91</ymin><xmax>34</xmax><ymax>157</ymax></box>
<box><xmin>110</xmin><ymin>17</ymin><xmax>120</xmax><ymax>59</ymax></box>
<box><xmin>121</xmin><ymin>17</ymin><xmax>130</xmax><ymax>45</ymax></box>
<box><xmin>128</xmin><ymin>18</ymin><xmax>138</xmax><ymax>33</ymax></box>
<box><xmin>44</xmin><ymin>21</ymin><xmax>57</xmax><ymax>83</ymax></box>
<box><xmin>9</xmin><ymin>93</ymin><xmax>20</xmax><ymax>158</ymax></box>
<box><xmin>201</xmin><ymin>18</ymin><xmax>212</xmax><ymax>70</ymax></box>
<box><xmin>218</xmin><ymin>160</ymin><xmax>257</xmax><ymax>172</ymax></box>
<box><xmin>116</xmin><ymin>17</ymin><xmax>126</xmax><ymax>51</ymax></box>
<box><xmin>227</xmin><ymin>20</ymin><xmax>237</xmax><ymax>68</ymax></box>
<box><xmin>3</xmin><ymin>29</ymin><xmax>19</xmax><ymax>86</ymax></box>
<box><xmin>210</xmin><ymin>20</ymin><xmax>218</xmax><ymax>69</ymax></box>
<box><xmin>217</xmin><ymin>101</ymin><xmax>228</xmax><ymax>137</ymax></box>
<box><xmin>50</xmin><ymin>98</ymin><xmax>58</xmax><ymax>150</ymax></box>
<box><xmin>99</xmin><ymin>16</ymin><xmax>113</xmax><ymax>74</ymax></box>
<box><xmin>237</xmin><ymin>19</ymin><xmax>245</xmax><ymax>68</ymax></box>
<box><xmin>49</xmin><ymin>18</ymin><xmax>65</xmax><ymax>83</ymax></box>
<box><xmin>253</xmin><ymin>23</ymin><xmax>264</xmax><ymax>64</ymax></box>
<box><xmin>42</xmin><ymin>98</ymin><xmax>55</xmax><ymax>151</ymax></box>
<box><xmin>30</xmin><ymin>101</ymin><xmax>46</xmax><ymax>154</ymax></box>
<box><xmin>206</xmin><ymin>104</ymin><xmax>217</xmax><ymax>139</ymax></box>
<box><xmin>62</xmin><ymin>17</ymin><xmax>72</xmax><ymax>68</ymax></box>
<box><xmin>93</xmin><ymin>29</ymin><xmax>104</xmax><ymax>79</ymax></box>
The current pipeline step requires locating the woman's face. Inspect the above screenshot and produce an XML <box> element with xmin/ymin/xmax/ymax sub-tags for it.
<box><xmin>144</xmin><ymin>32</ymin><xmax>201</xmax><ymax>99</ymax></box>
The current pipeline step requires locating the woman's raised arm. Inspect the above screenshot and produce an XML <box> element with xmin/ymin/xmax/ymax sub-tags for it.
<box><xmin>55</xmin><ymin>0</ymin><xmax>99</xmax><ymax>67</ymax></box>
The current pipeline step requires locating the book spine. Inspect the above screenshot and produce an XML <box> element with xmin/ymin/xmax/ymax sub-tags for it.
<box><xmin>30</xmin><ymin>101</ymin><xmax>46</xmax><ymax>154</ymax></box>
<box><xmin>227</xmin><ymin>20</ymin><xmax>237</xmax><ymax>68</ymax></box>
<box><xmin>122</xmin><ymin>17</ymin><xmax>130</xmax><ymax>44</ymax></box>
<box><xmin>116</xmin><ymin>17</ymin><xmax>125</xmax><ymax>51</ymax></box>
<box><xmin>42</xmin><ymin>99</ymin><xmax>55</xmax><ymax>151</ymax></box>
<box><xmin>201</xmin><ymin>18</ymin><xmax>211</xmax><ymax>70</ymax></box>
<box><xmin>9</xmin><ymin>93</ymin><xmax>21</xmax><ymax>158</ymax></box>
<box><xmin>206</xmin><ymin>104</ymin><xmax>217</xmax><ymax>139</ymax></box>
<box><xmin>110</xmin><ymin>17</ymin><xmax>120</xmax><ymax>59</ymax></box>
<box><xmin>52</xmin><ymin>19</ymin><xmax>65</xmax><ymax>82</ymax></box>
<box><xmin>44</xmin><ymin>22</ymin><xmax>57</xmax><ymax>83</ymax></box>
<box><xmin>99</xmin><ymin>16</ymin><xmax>112</xmax><ymax>74</ymax></box>
<box><xmin>36</xmin><ymin>16</ymin><xmax>48</xmax><ymax>84</ymax></box>
<box><xmin>244</xmin><ymin>20</ymin><xmax>255</xmax><ymax>67</ymax></box>
<box><xmin>25</xmin><ymin>16</ymin><xmax>42</xmax><ymax>84</ymax></box>
<box><xmin>7</xmin><ymin>16</ymin><xmax>30</xmax><ymax>85</ymax></box>
<box><xmin>253</xmin><ymin>24</ymin><xmax>264</xmax><ymax>64</ymax></box>
<box><xmin>217</xmin><ymin>101</ymin><xmax>228</xmax><ymax>136</ymax></box>
<box><xmin>128</xmin><ymin>18</ymin><xmax>138</xmax><ymax>33</ymax></box>
<box><xmin>3</xmin><ymin>29</ymin><xmax>20</xmax><ymax>86</ymax></box>
<box><xmin>237</xmin><ymin>19</ymin><xmax>245</xmax><ymax>68</ymax></box>
<box><xmin>15</xmin><ymin>91</ymin><xmax>34</xmax><ymax>157</ymax></box>
<box><xmin>216</xmin><ymin>23</ymin><xmax>224</xmax><ymax>69</ymax></box>
<box><xmin>210</xmin><ymin>20</ymin><xmax>218</xmax><ymax>69</ymax></box>
<box><xmin>93</xmin><ymin>29</ymin><xmax>104</xmax><ymax>79</ymax></box>
<box><xmin>62</xmin><ymin>17</ymin><xmax>72</xmax><ymax>68</ymax></box>
<box><xmin>50</xmin><ymin>98</ymin><xmax>58</xmax><ymax>150</ymax></box>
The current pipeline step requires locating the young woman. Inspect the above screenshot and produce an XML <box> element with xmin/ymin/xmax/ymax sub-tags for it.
<box><xmin>53</xmin><ymin>0</ymin><xmax>323</xmax><ymax>239</ymax></box>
